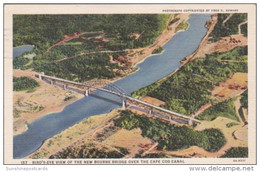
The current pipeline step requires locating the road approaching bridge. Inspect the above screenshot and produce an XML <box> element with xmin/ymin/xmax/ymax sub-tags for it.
<box><xmin>36</xmin><ymin>72</ymin><xmax>201</xmax><ymax>125</ymax></box>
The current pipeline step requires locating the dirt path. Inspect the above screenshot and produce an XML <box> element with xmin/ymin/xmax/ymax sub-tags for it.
<box><xmin>193</xmin><ymin>103</ymin><xmax>212</xmax><ymax>117</ymax></box>
<box><xmin>238</xmin><ymin>21</ymin><xmax>248</xmax><ymax>35</ymax></box>
<box><xmin>54</xmin><ymin>48</ymin><xmax>144</xmax><ymax>63</ymax></box>
<box><xmin>141</xmin><ymin>142</ymin><xmax>158</xmax><ymax>157</ymax></box>
<box><xmin>44</xmin><ymin>31</ymin><xmax>103</xmax><ymax>55</ymax></box>
<box><xmin>51</xmin><ymin>121</ymin><xmax>114</xmax><ymax>157</ymax></box>
<box><xmin>90</xmin><ymin>121</ymin><xmax>114</xmax><ymax>140</ymax></box>
<box><xmin>222</xmin><ymin>14</ymin><xmax>233</xmax><ymax>28</ymax></box>
<box><xmin>55</xmin><ymin>50</ymin><xmax>128</xmax><ymax>63</ymax></box>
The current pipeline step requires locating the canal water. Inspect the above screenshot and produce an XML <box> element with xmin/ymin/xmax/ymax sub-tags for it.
<box><xmin>13</xmin><ymin>14</ymin><xmax>211</xmax><ymax>158</ymax></box>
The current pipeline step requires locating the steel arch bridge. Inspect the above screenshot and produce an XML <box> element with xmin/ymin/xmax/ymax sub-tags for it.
<box><xmin>36</xmin><ymin>72</ymin><xmax>200</xmax><ymax>125</ymax></box>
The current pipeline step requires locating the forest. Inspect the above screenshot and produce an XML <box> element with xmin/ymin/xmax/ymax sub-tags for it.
<box><xmin>152</xmin><ymin>46</ymin><xmax>164</xmax><ymax>54</ymax></box>
<box><xmin>241</xmin><ymin>23</ymin><xmax>248</xmax><ymax>37</ymax></box>
<box><xmin>221</xmin><ymin>147</ymin><xmax>248</xmax><ymax>158</ymax></box>
<box><xmin>196</xmin><ymin>98</ymin><xmax>239</xmax><ymax>121</ymax></box>
<box><xmin>176</xmin><ymin>22</ymin><xmax>189</xmax><ymax>32</ymax></box>
<box><xmin>209</xmin><ymin>13</ymin><xmax>247</xmax><ymax>42</ymax></box>
<box><xmin>226</xmin><ymin>122</ymin><xmax>238</xmax><ymax>128</ymax></box>
<box><xmin>13</xmin><ymin>55</ymin><xmax>30</xmax><ymax>70</ymax></box>
<box><xmin>14</xmin><ymin>14</ymin><xmax>171</xmax><ymax>54</ymax></box>
<box><xmin>132</xmin><ymin>46</ymin><xmax>248</xmax><ymax>116</ymax></box>
<box><xmin>240</xmin><ymin>90</ymin><xmax>248</xmax><ymax>109</ymax></box>
<box><xmin>13</xmin><ymin>77</ymin><xmax>39</xmax><ymax>92</ymax></box>
<box><xmin>34</xmin><ymin>53</ymin><xmax>121</xmax><ymax>82</ymax></box>
<box><xmin>114</xmin><ymin>110</ymin><xmax>226</xmax><ymax>152</ymax></box>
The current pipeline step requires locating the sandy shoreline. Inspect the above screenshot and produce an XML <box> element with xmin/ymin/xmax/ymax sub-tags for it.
<box><xmin>130</xmin><ymin>14</ymin><xmax>190</xmax><ymax>66</ymax></box>
<box><xmin>13</xmin><ymin>69</ymin><xmax>84</xmax><ymax>135</ymax></box>
<box><xmin>26</xmin><ymin>109</ymin><xmax>120</xmax><ymax>159</ymax></box>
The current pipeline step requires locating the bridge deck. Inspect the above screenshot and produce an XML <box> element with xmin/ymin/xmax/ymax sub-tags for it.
<box><xmin>39</xmin><ymin>73</ymin><xmax>201</xmax><ymax>123</ymax></box>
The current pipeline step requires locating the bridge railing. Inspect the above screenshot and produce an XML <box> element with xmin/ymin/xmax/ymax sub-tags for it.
<box><xmin>127</xmin><ymin>97</ymin><xmax>200</xmax><ymax>123</ymax></box>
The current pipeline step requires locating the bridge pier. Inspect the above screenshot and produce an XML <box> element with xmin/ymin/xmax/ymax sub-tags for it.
<box><xmin>50</xmin><ymin>80</ymin><xmax>54</xmax><ymax>85</ymax></box>
<box><xmin>148</xmin><ymin>110</ymin><xmax>152</xmax><ymax>114</ymax></box>
<box><xmin>38</xmin><ymin>72</ymin><xmax>44</xmax><ymax>80</ymax></box>
<box><xmin>84</xmin><ymin>89</ymin><xmax>90</xmax><ymax>96</ymax></box>
<box><xmin>63</xmin><ymin>85</ymin><xmax>67</xmax><ymax>90</ymax></box>
<box><xmin>188</xmin><ymin>114</ymin><xmax>195</xmax><ymax>126</ymax></box>
<box><xmin>188</xmin><ymin>119</ymin><xmax>193</xmax><ymax>126</ymax></box>
<box><xmin>122</xmin><ymin>98</ymin><xmax>127</xmax><ymax>109</ymax></box>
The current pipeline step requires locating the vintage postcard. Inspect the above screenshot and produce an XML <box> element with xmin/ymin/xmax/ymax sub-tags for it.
<box><xmin>3</xmin><ymin>4</ymin><xmax>256</xmax><ymax>165</ymax></box>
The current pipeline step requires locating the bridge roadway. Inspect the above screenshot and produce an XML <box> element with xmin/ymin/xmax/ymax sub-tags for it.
<box><xmin>38</xmin><ymin>73</ymin><xmax>201</xmax><ymax>124</ymax></box>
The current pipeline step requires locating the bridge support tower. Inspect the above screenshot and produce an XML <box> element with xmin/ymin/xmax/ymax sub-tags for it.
<box><xmin>38</xmin><ymin>72</ymin><xmax>44</xmax><ymax>80</ymax></box>
<box><xmin>84</xmin><ymin>89</ymin><xmax>90</xmax><ymax>96</ymax></box>
<box><xmin>188</xmin><ymin>114</ymin><xmax>195</xmax><ymax>126</ymax></box>
<box><xmin>122</xmin><ymin>98</ymin><xmax>127</xmax><ymax>109</ymax></box>
<box><xmin>63</xmin><ymin>85</ymin><xmax>67</xmax><ymax>90</ymax></box>
<box><xmin>188</xmin><ymin>119</ymin><xmax>193</xmax><ymax>126</ymax></box>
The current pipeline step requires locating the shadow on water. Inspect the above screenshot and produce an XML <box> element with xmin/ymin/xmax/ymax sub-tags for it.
<box><xmin>89</xmin><ymin>94</ymin><xmax>122</xmax><ymax>106</ymax></box>
<box><xmin>42</xmin><ymin>77</ymin><xmax>123</xmax><ymax>105</ymax></box>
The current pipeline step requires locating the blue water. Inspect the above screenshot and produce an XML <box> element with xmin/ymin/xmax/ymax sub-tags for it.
<box><xmin>13</xmin><ymin>45</ymin><xmax>34</xmax><ymax>59</ymax></box>
<box><xmin>13</xmin><ymin>14</ymin><xmax>211</xmax><ymax>158</ymax></box>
